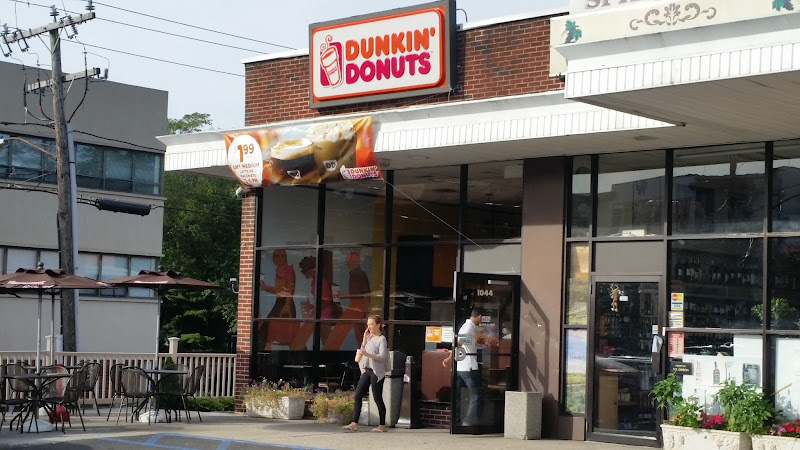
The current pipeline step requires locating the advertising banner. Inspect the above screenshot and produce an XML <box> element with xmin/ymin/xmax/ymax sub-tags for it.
<box><xmin>224</xmin><ymin>116</ymin><xmax>381</xmax><ymax>188</ymax></box>
<box><xmin>309</xmin><ymin>0</ymin><xmax>454</xmax><ymax>108</ymax></box>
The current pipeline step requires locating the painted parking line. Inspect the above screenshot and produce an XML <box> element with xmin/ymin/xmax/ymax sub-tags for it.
<box><xmin>98</xmin><ymin>433</ymin><xmax>327</xmax><ymax>450</ymax></box>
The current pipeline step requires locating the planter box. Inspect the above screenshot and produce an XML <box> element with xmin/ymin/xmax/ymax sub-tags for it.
<box><xmin>661</xmin><ymin>424</ymin><xmax>752</xmax><ymax>450</ymax></box>
<box><xmin>752</xmin><ymin>435</ymin><xmax>800</xmax><ymax>450</ymax></box>
<box><xmin>245</xmin><ymin>396</ymin><xmax>305</xmax><ymax>420</ymax></box>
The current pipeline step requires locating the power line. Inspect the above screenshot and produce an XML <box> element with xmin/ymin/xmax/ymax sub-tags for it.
<box><xmin>71</xmin><ymin>129</ymin><xmax>163</xmax><ymax>152</ymax></box>
<box><xmin>62</xmin><ymin>40</ymin><xmax>245</xmax><ymax>78</ymax></box>
<box><xmin>91</xmin><ymin>1</ymin><xmax>295</xmax><ymax>51</ymax></box>
<box><xmin>9</xmin><ymin>0</ymin><xmax>270</xmax><ymax>54</ymax></box>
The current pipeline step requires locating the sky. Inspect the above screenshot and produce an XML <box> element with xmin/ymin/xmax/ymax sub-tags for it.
<box><xmin>1</xmin><ymin>0</ymin><xmax>568</xmax><ymax>131</ymax></box>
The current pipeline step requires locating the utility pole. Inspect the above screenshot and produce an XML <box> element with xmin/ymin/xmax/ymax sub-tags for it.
<box><xmin>2</xmin><ymin>3</ymin><xmax>96</xmax><ymax>351</ymax></box>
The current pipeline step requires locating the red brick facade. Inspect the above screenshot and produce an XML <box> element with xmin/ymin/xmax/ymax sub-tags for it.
<box><xmin>234</xmin><ymin>192</ymin><xmax>257</xmax><ymax>412</ymax></box>
<box><xmin>244</xmin><ymin>14</ymin><xmax>564</xmax><ymax>127</ymax></box>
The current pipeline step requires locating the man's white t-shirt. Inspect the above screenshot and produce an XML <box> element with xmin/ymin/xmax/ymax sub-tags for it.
<box><xmin>456</xmin><ymin>318</ymin><xmax>478</xmax><ymax>372</ymax></box>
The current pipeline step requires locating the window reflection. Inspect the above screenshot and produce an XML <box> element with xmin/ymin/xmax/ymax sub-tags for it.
<box><xmin>260</xmin><ymin>186</ymin><xmax>319</xmax><ymax>247</ymax></box>
<box><xmin>0</xmin><ymin>133</ymin><xmax>163</xmax><ymax>195</ymax></box>
<box><xmin>465</xmin><ymin>161</ymin><xmax>522</xmax><ymax>240</ymax></box>
<box><xmin>597</xmin><ymin>151</ymin><xmax>664</xmax><ymax>237</ymax></box>
<box><xmin>770</xmin><ymin>238</ymin><xmax>800</xmax><ymax>330</ymax></box>
<box><xmin>673</xmin><ymin>144</ymin><xmax>765</xmax><ymax>234</ymax></box>
<box><xmin>570</xmin><ymin>156</ymin><xmax>592</xmax><ymax>238</ymax></box>
<box><xmin>392</xmin><ymin>167</ymin><xmax>460</xmax><ymax>242</ymax></box>
<box><xmin>566</xmin><ymin>243</ymin><xmax>589</xmax><ymax>325</ymax></box>
<box><xmin>670</xmin><ymin>239</ymin><xmax>763</xmax><ymax>329</ymax></box>
<box><xmin>389</xmin><ymin>244</ymin><xmax>455</xmax><ymax>322</ymax></box>
<box><xmin>772</xmin><ymin>140</ymin><xmax>800</xmax><ymax>232</ymax></box>
<box><xmin>324</xmin><ymin>180</ymin><xmax>385</xmax><ymax>244</ymax></box>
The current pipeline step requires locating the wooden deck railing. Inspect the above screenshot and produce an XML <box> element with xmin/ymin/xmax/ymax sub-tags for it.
<box><xmin>0</xmin><ymin>351</ymin><xmax>236</xmax><ymax>403</ymax></box>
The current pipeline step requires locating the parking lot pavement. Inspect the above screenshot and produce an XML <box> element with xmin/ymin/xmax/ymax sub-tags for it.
<box><xmin>0</xmin><ymin>411</ymin><xmax>641</xmax><ymax>450</ymax></box>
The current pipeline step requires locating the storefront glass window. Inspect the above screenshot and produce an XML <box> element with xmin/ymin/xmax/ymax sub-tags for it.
<box><xmin>673</xmin><ymin>144</ymin><xmax>765</xmax><ymax>234</ymax></box>
<box><xmin>570</xmin><ymin>156</ymin><xmax>592</xmax><ymax>238</ymax></box>
<box><xmin>769</xmin><ymin>238</ymin><xmax>800</xmax><ymax>330</ymax></box>
<box><xmin>670</xmin><ymin>332</ymin><xmax>762</xmax><ymax>411</ymax></box>
<box><xmin>564</xmin><ymin>329</ymin><xmax>587</xmax><ymax>414</ymax></box>
<box><xmin>566</xmin><ymin>243</ymin><xmax>589</xmax><ymax>325</ymax></box>
<box><xmin>255</xmin><ymin>248</ymin><xmax>316</xmax><ymax>351</ymax></box>
<box><xmin>388</xmin><ymin>244</ymin><xmax>456</xmax><ymax>323</ymax></box>
<box><xmin>392</xmin><ymin>167</ymin><xmax>460</xmax><ymax>242</ymax></box>
<box><xmin>465</xmin><ymin>161</ymin><xmax>522</xmax><ymax>240</ymax></box>
<box><xmin>324</xmin><ymin>180</ymin><xmax>385</xmax><ymax>244</ymax></box>
<box><xmin>260</xmin><ymin>186</ymin><xmax>319</xmax><ymax>247</ymax></box>
<box><xmin>670</xmin><ymin>239</ymin><xmax>763</xmax><ymax>329</ymax></box>
<box><xmin>597</xmin><ymin>151</ymin><xmax>664</xmax><ymax>237</ymax></box>
<box><xmin>772</xmin><ymin>140</ymin><xmax>800</xmax><ymax>232</ymax></box>
<box><xmin>318</xmin><ymin>247</ymin><xmax>384</xmax><ymax>351</ymax></box>
<box><xmin>770</xmin><ymin>336</ymin><xmax>800</xmax><ymax>418</ymax></box>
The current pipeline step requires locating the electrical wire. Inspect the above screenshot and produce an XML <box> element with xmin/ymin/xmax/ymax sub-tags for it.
<box><xmin>67</xmin><ymin>46</ymin><xmax>90</xmax><ymax>122</ymax></box>
<box><xmin>62</xmin><ymin>40</ymin><xmax>245</xmax><ymax>78</ymax></box>
<box><xmin>70</xmin><ymin>129</ymin><xmax>163</xmax><ymax>152</ymax></box>
<box><xmin>9</xmin><ymin>0</ymin><xmax>274</xmax><ymax>54</ymax></box>
<box><xmin>91</xmin><ymin>1</ymin><xmax>295</xmax><ymax>50</ymax></box>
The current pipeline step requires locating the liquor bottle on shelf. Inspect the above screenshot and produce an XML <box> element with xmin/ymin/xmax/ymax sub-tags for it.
<box><xmin>677</xmin><ymin>258</ymin><xmax>685</xmax><ymax>282</ymax></box>
<box><xmin>713</xmin><ymin>362</ymin><xmax>720</xmax><ymax>385</ymax></box>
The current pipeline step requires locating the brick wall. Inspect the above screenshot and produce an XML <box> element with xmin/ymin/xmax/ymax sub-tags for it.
<box><xmin>244</xmin><ymin>14</ymin><xmax>564</xmax><ymax>127</ymax></box>
<box><xmin>420</xmin><ymin>402</ymin><xmax>450</xmax><ymax>429</ymax></box>
<box><xmin>234</xmin><ymin>192</ymin><xmax>257</xmax><ymax>413</ymax></box>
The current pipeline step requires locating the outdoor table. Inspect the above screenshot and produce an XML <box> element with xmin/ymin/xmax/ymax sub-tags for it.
<box><xmin>134</xmin><ymin>368</ymin><xmax>189</xmax><ymax>422</ymax></box>
<box><xmin>5</xmin><ymin>372</ymin><xmax>71</xmax><ymax>433</ymax></box>
<box><xmin>281</xmin><ymin>364</ymin><xmax>313</xmax><ymax>386</ymax></box>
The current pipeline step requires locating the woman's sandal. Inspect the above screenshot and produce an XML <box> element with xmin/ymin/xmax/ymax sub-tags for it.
<box><xmin>342</xmin><ymin>424</ymin><xmax>358</xmax><ymax>431</ymax></box>
<box><xmin>371</xmin><ymin>427</ymin><xmax>388</xmax><ymax>432</ymax></box>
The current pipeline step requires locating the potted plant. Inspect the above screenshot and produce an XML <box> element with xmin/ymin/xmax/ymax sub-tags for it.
<box><xmin>309</xmin><ymin>391</ymin><xmax>355</xmax><ymax>425</ymax></box>
<box><xmin>753</xmin><ymin>419</ymin><xmax>800</xmax><ymax>450</ymax></box>
<box><xmin>242</xmin><ymin>378</ymin><xmax>308</xmax><ymax>420</ymax></box>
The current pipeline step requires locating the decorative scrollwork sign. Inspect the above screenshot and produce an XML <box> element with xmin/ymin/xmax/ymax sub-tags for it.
<box><xmin>630</xmin><ymin>2</ymin><xmax>717</xmax><ymax>30</ymax></box>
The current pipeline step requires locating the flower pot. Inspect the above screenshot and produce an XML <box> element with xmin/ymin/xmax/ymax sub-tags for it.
<box><xmin>661</xmin><ymin>424</ymin><xmax>752</xmax><ymax>450</ymax></box>
<box><xmin>752</xmin><ymin>434</ymin><xmax>800</xmax><ymax>450</ymax></box>
<box><xmin>245</xmin><ymin>396</ymin><xmax>305</xmax><ymax>420</ymax></box>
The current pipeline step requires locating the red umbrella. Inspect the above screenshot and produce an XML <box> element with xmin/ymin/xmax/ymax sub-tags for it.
<box><xmin>103</xmin><ymin>266</ymin><xmax>220</xmax><ymax>366</ymax></box>
<box><xmin>0</xmin><ymin>264</ymin><xmax>109</xmax><ymax>372</ymax></box>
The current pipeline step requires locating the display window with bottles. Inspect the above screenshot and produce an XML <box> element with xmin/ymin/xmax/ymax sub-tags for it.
<box><xmin>670</xmin><ymin>239</ymin><xmax>763</xmax><ymax>329</ymax></box>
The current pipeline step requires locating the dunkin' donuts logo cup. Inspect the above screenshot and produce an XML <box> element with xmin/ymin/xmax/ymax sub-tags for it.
<box><xmin>319</xmin><ymin>36</ymin><xmax>342</xmax><ymax>88</ymax></box>
<box><xmin>271</xmin><ymin>138</ymin><xmax>315</xmax><ymax>181</ymax></box>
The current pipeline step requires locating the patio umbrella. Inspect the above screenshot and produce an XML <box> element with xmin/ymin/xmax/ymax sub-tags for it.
<box><xmin>0</xmin><ymin>263</ymin><xmax>110</xmax><ymax>372</ymax></box>
<box><xmin>103</xmin><ymin>266</ymin><xmax>220</xmax><ymax>367</ymax></box>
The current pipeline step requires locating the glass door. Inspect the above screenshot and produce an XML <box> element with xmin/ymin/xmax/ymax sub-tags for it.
<box><xmin>451</xmin><ymin>272</ymin><xmax>520</xmax><ymax>435</ymax></box>
<box><xmin>589</xmin><ymin>277</ymin><xmax>661</xmax><ymax>445</ymax></box>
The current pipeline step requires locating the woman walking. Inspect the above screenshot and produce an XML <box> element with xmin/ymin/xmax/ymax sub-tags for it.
<box><xmin>342</xmin><ymin>314</ymin><xmax>388</xmax><ymax>432</ymax></box>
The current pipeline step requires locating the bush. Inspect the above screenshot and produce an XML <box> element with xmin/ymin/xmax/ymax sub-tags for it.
<box><xmin>190</xmin><ymin>396</ymin><xmax>234</xmax><ymax>412</ymax></box>
<box><xmin>310</xmin><ymin>391</ymin><xmax>355</xmax><ymax>425</ymax></box>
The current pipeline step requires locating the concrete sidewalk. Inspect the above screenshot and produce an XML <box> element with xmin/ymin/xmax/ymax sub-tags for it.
<box><xmin>0</xmin><ymin>411</ymin><xmax>647</xmax><ymax>449</ymax></box>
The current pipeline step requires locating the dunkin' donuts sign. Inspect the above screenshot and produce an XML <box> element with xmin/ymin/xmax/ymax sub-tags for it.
<box><xmin>309</xmin><ymin>0</ymin><xmax>455</xmax><ymax>108</ymax></box>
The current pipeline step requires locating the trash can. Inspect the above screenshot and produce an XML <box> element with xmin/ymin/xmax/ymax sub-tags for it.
<box><xmin>368</xmin><ymin>350</ymin><xmax>405</xmax><ymax>427</ymax></box>
<box><xmin>395</xmin><ymin>355</ymin><xmax>419</xmax><ymax>429</ymax></box>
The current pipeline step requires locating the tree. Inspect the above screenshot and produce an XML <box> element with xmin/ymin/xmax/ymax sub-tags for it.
<box><xmin>167</xmin><ymin>112</ymin><xmax>213</xmax><ymax>134</ymax></box>
<box><xmin>161</xmin><ymin>112</ymin><xmax>241</xmax><ymax>352</ymax></box>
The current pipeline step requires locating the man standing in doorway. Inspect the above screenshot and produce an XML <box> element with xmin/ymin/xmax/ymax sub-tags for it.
<box><xmin>444</xmin><ymin>307</ymin><xmax>483</xmax><ymax>431</ymax></box>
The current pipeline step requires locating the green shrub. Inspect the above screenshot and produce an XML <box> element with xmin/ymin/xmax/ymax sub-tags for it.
<box><xmin>716</xmin><ymin>380</ymin><xmax>775</xmax><ymax>434</ymax></box>
<box><xmin>190</xmin><ymin>396</ymin><xmax>234</xmax><ymax>412</ymax></box>
<box><xmin>242</xmin><ymin>378</ymin><xmax>309</xmax><ymax>410</ymax></box>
